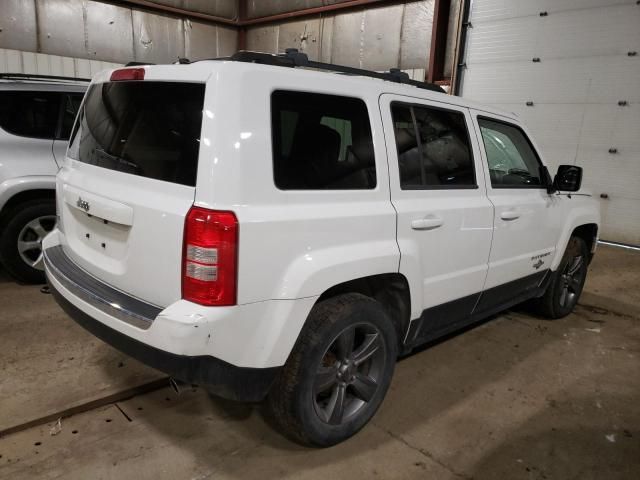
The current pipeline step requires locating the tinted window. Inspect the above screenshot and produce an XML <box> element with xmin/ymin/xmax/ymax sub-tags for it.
<box><xmin>478</xmin><ymin>118</ymin><xmax>542</xmax><ymax>188</ymax></box>
<box><xmin>272</xmin><ymin>90</ymin><xmax>375</xmax><ymax>190</ymax></box>
<box><xmin>391</xmin><ymin>103</ymin><xmax>475</xmax><ymax>189</ymax></box>
<box><xmin>58</xmin><ymin>93</ymin><xmax>84</xmax><ymax>140</ymax></box>
<box><xmin>0</xmin><ymin>91</ymin><xmax>61</xmax><ymax>139</ymax></box>
<box><xmin>68</xmin><ymin>82</ymin><xmax>205</xmax><ymax>187</ymax></box>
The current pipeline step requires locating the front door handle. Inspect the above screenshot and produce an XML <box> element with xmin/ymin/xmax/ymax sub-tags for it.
<box><xmin>500</xmin><ymin>210</ymin><xmax>521</xmax><ymax>221</ymax></box>
<box><xmin>411</xmin><ymin>216</ymin><xmax>444</xmax><ymax>230</ymax></box>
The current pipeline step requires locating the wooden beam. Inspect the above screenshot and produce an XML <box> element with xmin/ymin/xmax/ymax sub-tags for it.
<box><xmin>237</xmin><ymin>0</ymin><xmax>248</xmax><ymax>51</ymax></box>
<box><xmin>426</xmin><ymin>0</ymin><xmax>451</xmax><ymax>83</ymax></box>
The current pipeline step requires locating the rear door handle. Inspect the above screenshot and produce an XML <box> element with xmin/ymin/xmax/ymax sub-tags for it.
<box><xmin>500</xmin><ymin>210</ymin><xmax>520</xmax><ymax>221</ymax></box>
<box><xmin>411</xmin><ymin>216</ymin><xmax>444</xmax><ymax>230</ymax></box>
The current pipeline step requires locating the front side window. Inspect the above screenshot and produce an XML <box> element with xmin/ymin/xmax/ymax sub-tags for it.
<box><xmin>391</xmin><ymin>103</ymin><xmax>475</xmax><ymax>189</ymax></box>
<box><xmin>0</xmin><ymin>91</ymin><xmax>61</xmax><ymax>139</ymax></box>
<box><xmin>68</xmin><ymin>81</ymin><xmax>205</xmax><ymax>187</ymax></box>
<box><xmin>271</xmin><ymin>90</ymin><xmax>376</xmax><ymax>190</ymax></box>
<box><xmin>478</xmin><ymin>118</ymin><xmax>543</xmax><ymax>188</ymax></box>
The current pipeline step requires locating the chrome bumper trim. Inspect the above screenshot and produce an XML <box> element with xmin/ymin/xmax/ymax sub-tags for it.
<box><xmin>44</xmin><ymin>246</ymin><xmax>161</xmax><ymax>330</ymax></box>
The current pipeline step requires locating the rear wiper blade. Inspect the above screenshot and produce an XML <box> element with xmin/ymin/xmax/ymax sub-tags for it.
<box><xmin>92</xmin><ymin>148</ymin><xmax>140</xmax><ymax>173</ymax></box>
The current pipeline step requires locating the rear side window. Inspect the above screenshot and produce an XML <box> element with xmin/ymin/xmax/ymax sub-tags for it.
<box><xmin>0</xmin><ymin>91</ymin><xmax>61</xmax><ymax>139</ymax></box>
<box><xmin>478</xmin><ymin>118</ymin><xmax>543</xmax><ymax>188</ymax></box>
<box><xmin>271</xmin><ymin>90</ymin><xmax>376</xmax><ymax>190</ymax></box>
<box><xmin>68</xmin><ymin>81</ymin><xmax>205</xmax><ymax>187</ymax></box>
<box><xmin>391</xmin><ymin>103</ymin><xmax>475</xmax><ymax>189</ymax></box>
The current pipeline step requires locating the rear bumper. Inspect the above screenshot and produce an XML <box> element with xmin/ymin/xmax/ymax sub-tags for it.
<box><xmin>49</xmin><ymin>281</ymin><xmax>278</xmax><ymax>401</ymax></box>
<box><xmin>43</xmin><ymin>236</ymin><xmax>294</xmax><ymax>402</ymax></box>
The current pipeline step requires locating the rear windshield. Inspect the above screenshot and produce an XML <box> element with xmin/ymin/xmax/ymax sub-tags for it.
<box><xmin>68</xmin><ymin>81</ymin><xmax>205</xmax><ymax>187</ymax></box>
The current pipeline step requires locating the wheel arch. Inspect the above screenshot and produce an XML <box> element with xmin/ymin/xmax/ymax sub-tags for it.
<box><xmin>0</xmin><ymin>188</ymin><xmax>56</xmax><ymax>225</ymax></box>
<box><xmin>551</xmin><ymin>201</ymin><xmax>600</xmax><ymax>271</ymax></box>
<box><xmin>314</xmin><ymin>273</ymin><xmax>411</xmax><ymax>350</ymax></box>
<box><xmin>571</xmin><ymin>223</ymin><xmax>598</xmax><ymax>260</ymax></box>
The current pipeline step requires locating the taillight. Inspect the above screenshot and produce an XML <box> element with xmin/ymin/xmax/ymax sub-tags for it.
<box><xmin>182</xmin><ymin>206</ymin><xmax>238</xmax><ymax>306</ymax></box>
<box><xmin>110</xmin><ymin>68</ymin><xmax>145</xmax><ymax>81</ymax></box>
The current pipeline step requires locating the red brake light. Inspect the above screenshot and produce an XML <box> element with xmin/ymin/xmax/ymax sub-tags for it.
<box><xmin>182</xmin><ymin>206</ymin><xmax>238</xmax><ymax>306</ymax></box>
<box><xmin>110</xmin><ymin>68</ymin><xmax>145</xmax><ymax>81</ymax></box>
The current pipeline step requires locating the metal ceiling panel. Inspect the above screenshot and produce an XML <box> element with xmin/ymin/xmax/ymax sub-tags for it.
<box><xmin>86</xmin><ymin>1</ymin><xmax>134</xmax><ymax>63</ymax></box>
<box><xmin>0</xmin><ymin>0</ymin><xmax>38</xmax><ymax>52</ymax></box>
<box><xmin>247</xmin><ymin>0</ymin><xmax>360</xmax><ymax>18</ymax></box>
<box><xmin>248</xmin><ymin>1</ymin><xmax>315</xmax><ymax>19</ymax></box>
<box><xmin>132</xmin><ymin>10</ymin><xmax>185</xmax><ymax>63</ymax></box>
<box><xmin>183</xmin><ymin>0</ymin><xmax>238</xmax><ymax>19</ymax></box>
<box><xmin>36</xmin><ymin>0</ymin><xmax>86</xmax><ymax>58</ymax></box>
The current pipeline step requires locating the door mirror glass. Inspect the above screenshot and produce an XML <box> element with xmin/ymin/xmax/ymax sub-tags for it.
<box><xmin>554</xmin><ymin>165</ymin><xmax>583</xmax><ymax>192</ymax></box>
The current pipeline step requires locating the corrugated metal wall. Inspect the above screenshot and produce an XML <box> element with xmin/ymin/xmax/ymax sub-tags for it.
<box><xmin>459</xmin><ymin>0</ymin><xmax>640</xmax><ymax>245</ymax></box>
<box><xmin>0</xmin><ymin>47</ymin><xmax>121</xmax><ymax>77</ymax></box>
<box><xmin>0</xmin><ymin>0</ymin><xmax>458</xmax><ymax>77</ymax></box>
<box><xmin>246</xmin><ymin>0</ymin><xmax>460</xmax><ymax>76</ymax></box>
<box><xmin>0</xmin><ymin>0</ymin><xmax>238</xmax><ymax>65</ymax></box>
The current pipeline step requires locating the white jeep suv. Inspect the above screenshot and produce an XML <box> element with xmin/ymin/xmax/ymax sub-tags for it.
<box><xmin>43</xmin><ymin>51</ymin><xmax>600</xmax><ymax>447</ymax></box>
<box><xmin>0</xmin><ymin>74</ymin><xmax>86</xmax><ymax>283</ymax></box>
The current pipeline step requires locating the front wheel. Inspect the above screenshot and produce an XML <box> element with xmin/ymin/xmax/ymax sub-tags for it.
<box><xmin>533</xmin><ymin>236</ymin><xmax>589</xmax><ymax>319</ymax></box>
<box><xmin>268</xmin><ymin>293</ymin><xmax>398</xmax><ymax>447</ymax></box>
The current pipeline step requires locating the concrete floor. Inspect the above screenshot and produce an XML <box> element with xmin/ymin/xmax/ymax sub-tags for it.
<box><xmin>0</xmin><ymin>244</ymin><xmax>638</xmax><ymax>479</ymax></box>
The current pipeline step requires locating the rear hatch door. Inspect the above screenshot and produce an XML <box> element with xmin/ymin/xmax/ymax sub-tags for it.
<box><xmin>57</xmin><ymin>72</ymin><xmax>206</xmax><ymax>307</ymax></box>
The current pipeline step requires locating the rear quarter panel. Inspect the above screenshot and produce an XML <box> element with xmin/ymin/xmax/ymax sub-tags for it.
<box><xmin>193</xmin><ymin>64</ymin><xmax>400</xmax><ymax>304</ymax></box>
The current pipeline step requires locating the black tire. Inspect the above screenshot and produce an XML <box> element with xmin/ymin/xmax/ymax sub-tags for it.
<box><xmin>533</xmin><ymin>236</ymin><xmax>589</xmax><ymax>319</ymax></box>
<box><xmin>268</xmin><ymin>293</ymin><xmax>398</xmax><ymax>447</ymax></box>
<box><xmin>0</xmin><ymin>199</ymin><xmax>56</xmax><ymax>284</ymax></box>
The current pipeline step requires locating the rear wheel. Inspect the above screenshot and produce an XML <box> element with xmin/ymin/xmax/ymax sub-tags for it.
<box><xmin>533</xmin><ymin>236</ymin><xmax>588</xmax><ymax>319</ymax></box>
<box><xmin>0</xmin><ymin>200</ymin><xmax>56</xmax><ymax>284</ymax></box>
<box><xmin>268</xmin><ymin>293</ymin><xmax>397</xmax><ymax>447</ymax></box>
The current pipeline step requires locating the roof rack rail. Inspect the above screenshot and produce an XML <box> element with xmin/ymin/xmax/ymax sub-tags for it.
<box><xmin>0</xmin><ymin>72</ymin><xmax>90</xmax><ymax>83</ymax></box>
<box><xmin>124</xmin><ymin>61</ymin><xmax>155</xmax><ymax>67</ymax></box>
<box><xmin>223</xmin><ymin>49</ymin><xmax>445</xmax><ymax>94</ymax></box>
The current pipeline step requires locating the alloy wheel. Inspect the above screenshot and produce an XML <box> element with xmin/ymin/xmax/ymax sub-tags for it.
<box><xmin>17</xmin><ymin>215</ymin><xmax>56</xmax><ymax>271</ymax></box>
<box><xmin>313</xmin><ymin>323</ymin><xmax>386</xmax><ymax>425</ymax></box>
<box><xmin>559</xmin><ymin>254</ymin><xmax>585</xmax><ymax>308</ymax></box>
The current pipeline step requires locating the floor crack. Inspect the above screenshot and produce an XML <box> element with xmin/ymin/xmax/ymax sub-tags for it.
<box><xmin>115</xmin><ymin>403</ymin><xmax>132</xmax><ymax>422</ymax></box>
<box><xmin>372</xmin><ymin>423</ymin><xmax>474</xmax><ymax>480</ymax></box>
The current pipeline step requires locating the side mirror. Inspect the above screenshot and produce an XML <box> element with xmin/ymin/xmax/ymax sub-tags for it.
<box><xmin>554</xmin><ymin>165</ymin><xmax>583</xmax><ymax>192</ymax></box>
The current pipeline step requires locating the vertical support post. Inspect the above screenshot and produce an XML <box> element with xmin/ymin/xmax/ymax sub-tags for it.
<box><xmin>237</xmin><ymin>0</ymin><xmax>248</xmax><ymax>51</ymax></box>
<box><xmin>426</xmin><ymin>0</ymin><xmax>451</xmax><ymax>83</ymax></box>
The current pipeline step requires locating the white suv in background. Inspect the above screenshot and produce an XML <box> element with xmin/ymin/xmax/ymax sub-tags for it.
<box><xmin>0</xmin><ymin>74</ymin><xmax>86</xmax><ymax>283</ymax></box>
<box><xmin>43</xmin><ymin>51</ymin><xmax>600</xmax><ymax>447</ymax></box>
